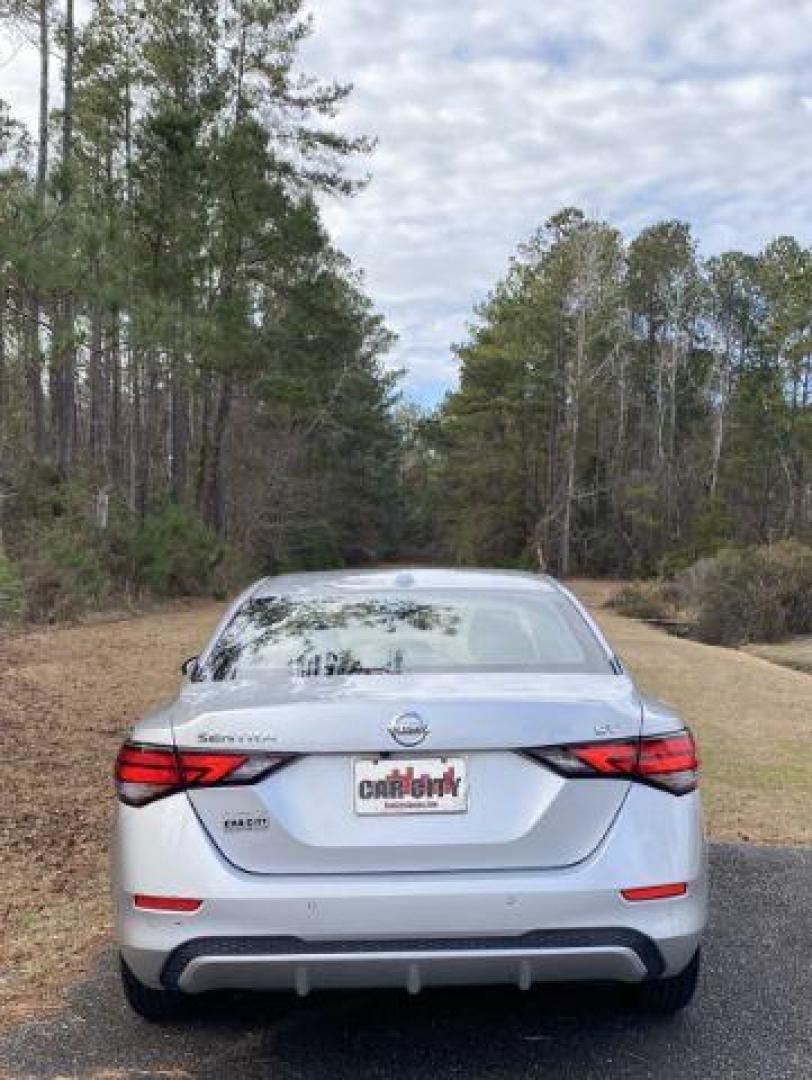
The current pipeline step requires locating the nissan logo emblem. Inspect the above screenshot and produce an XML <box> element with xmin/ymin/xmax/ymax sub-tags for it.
<box><xmin>388</xmin><ymin>712</ymin><xmax>429</xmax><ymax>747</ymax></box>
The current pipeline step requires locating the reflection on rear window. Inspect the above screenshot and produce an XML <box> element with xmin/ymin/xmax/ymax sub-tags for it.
<box><xmin>201</xmin><ymin>591</ymin><xmax>610</xmax><ymax>680</ymax></box>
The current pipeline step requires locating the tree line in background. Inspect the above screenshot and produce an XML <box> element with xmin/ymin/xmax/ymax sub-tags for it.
<box><xmin>0</xmin><ymin>0</ymin><xmax>404</xmax><ymax>617</ymax></box>
<box><xmin>0</xmin><ymin>4</ymin><xmax>809</xmax><ymax>628</ymax></box>
<box><xmin>411</xmin><ymin>208</ymin><xmax>812</xmax><ymax>579</ymax></box>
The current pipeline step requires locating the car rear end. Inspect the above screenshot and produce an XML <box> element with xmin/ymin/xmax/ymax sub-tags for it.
<box><xmin>112</xmin><ymin>570</ymin><xmax>707</xmax><ymax>1015</ymax></box>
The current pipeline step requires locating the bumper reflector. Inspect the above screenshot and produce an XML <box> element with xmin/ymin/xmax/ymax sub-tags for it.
<box><xmin>133</xmin><ymin>894</ymin><xmax>202</xmax><ymax>913</ymax></box>
<box><xmin>621</xmin><ymin>883</ymin><xmax>687</xmax><ymax>902</ymax></box>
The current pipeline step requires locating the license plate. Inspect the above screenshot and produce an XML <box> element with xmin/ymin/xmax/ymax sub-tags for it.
<box><xmin>353</xmin><ymin>756</ymin><xmax>468</xmax><ymax>815</ymax></box>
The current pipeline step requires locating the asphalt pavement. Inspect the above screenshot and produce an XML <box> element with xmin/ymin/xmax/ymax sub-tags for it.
<box><xmin>1</xmin><ymin>844</ymin><xmax>810</xmax><ymax>1079</ymax></box>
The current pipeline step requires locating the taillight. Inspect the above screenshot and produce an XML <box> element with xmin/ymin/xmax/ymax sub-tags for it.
<box><xmin>634</xmin><ymin>732</ymin><xmax>698</xmax><ymax>792</ymax></box>
<box><xmin>524</xmin><ymin>729</ymin><xmax>698</xmax><ymax>795</ymax></box>
<box><xmin>114</xmin><ymin>741</ymin><xmax>296</xmax><ymax>806</ymax></box>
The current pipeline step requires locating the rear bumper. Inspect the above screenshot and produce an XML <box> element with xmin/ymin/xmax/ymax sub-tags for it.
<box><xmin>162</xmin><ymin>929</ymin><xmax>661</xmax><ymax>994</ymax></box>
<box><xmin>114</xmin><ymin>783</ymin><xmax>708</xmax><ymax>993</ymax></box>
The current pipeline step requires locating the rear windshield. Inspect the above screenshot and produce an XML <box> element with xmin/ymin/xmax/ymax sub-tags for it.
<box><xmin>200</xmin><ymin>590</ymin><xmax>611</xmax><ymax>680</ymax></box>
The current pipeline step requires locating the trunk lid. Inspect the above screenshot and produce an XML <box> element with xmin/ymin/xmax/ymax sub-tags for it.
<box><xmin>173</xmin><ymin>671</ymin><xmax>641</xmax><ymax>874</ymax></box>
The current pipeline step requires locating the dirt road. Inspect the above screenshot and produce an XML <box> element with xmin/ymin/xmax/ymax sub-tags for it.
<box><xmin>1</xmin><ymin>582</ymin><xmax>810</xmax><ymax>1028</ymax></box>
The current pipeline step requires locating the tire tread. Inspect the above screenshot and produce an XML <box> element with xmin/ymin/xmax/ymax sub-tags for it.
<box><xmin>635</xmin><ymin>948</ymin><xmax>700</xmax><ymax>1014</ymax></box>
<box><xmin>120</xmin><ymin>956</ymin><xmax>189</xmax><ymax>1023</ymax></box>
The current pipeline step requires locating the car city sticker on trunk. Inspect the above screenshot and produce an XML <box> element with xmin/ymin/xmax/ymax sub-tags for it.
<box><xmin>223</xmin><ymin>812</ymin><xmax>270</xmax><ymax>833</ymax></box>
<box><xmin>353</xmin><ymin>756</ymin><xmax>468</xmax><ymax>815</ymax></box>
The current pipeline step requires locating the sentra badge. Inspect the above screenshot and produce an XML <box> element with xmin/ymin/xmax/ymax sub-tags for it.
<box><xmin>197</xmin><ymin>732</ymin><xmax>277</xmax><ymax>745</ymax></box>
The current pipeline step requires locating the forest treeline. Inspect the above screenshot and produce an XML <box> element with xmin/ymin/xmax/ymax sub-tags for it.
<box><xmin>409</xmin><ymin>208</ymin><xmax>812</xmax><ymax>578</ymax></box>
<box><xmin>0</xmin><ymin>0</ymin><xmax>404</xmax><ymax>617</ymax></box>
<box><xmin>0</xmin><ymin>3</ymin><xmax>810</xmax><ymax>625</ymax></box>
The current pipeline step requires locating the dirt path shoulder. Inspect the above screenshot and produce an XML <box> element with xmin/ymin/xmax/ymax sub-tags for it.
<box><xmin>0</xmin><ymin>601</ymin><xmax>226</xmax><ymax>1029</ymax></box>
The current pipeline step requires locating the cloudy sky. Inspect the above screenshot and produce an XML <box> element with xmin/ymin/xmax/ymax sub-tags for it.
<box><xmin>3</xmin><ymin>1</ymin><xmax>812</xmax><ymax>403</ymax></box>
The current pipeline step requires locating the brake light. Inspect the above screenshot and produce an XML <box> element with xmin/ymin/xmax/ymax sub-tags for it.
<box><xmin>114</xmin><ymin>742</ymin><xmax>296</xmax><ymax>806</ymax></box>
<box><xmin>524</xmin><ymin>729</ymin><xmax>698</xmax><ymax>795</ymax></box>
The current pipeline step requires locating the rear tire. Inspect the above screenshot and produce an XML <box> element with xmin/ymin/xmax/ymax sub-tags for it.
<box><xmin>634</xmin><ymin>948</ymin><xmax>700</xmax><ymax>1014</ymax></box>
<box><xmin>120</xmin><ymin>956</ymin><xmax>190</xmax><ymax>1022</ymax></box>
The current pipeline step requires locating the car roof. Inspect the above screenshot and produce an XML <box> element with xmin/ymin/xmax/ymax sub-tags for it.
<box><xmin>250</xmin><ymin>567</ymin><xmax>560</xmax><ymax>599</ymax></box>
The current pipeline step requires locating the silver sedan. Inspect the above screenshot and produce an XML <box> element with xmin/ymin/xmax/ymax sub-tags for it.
<box><xmin>112</xmin><ymin>568</ymin><xmax>707</xmax><ymax>1020</ymax></box>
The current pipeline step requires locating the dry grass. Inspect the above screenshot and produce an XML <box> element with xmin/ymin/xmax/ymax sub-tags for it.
<box><xmin>1</xmin><ymin>581</ymin><xmax>810</xmax><ymax>1030</ymax></box>
<box><xmin>0</xmin><ymin>600</ymin><xmax>226</xmax><ymax>1032</ymax></box>
<box><xmin>743</xmin><ymin>636</ymin><xmax>812</xmax><ymax>676</ymax></box>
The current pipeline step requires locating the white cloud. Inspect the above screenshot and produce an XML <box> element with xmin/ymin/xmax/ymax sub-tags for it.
<box><xmin>2</xmin><ymin>0</ymin><xmax>811</xmax><ymax>402</ymax></box>
<box><xmin>298</xmin><ymin>0</ymin><xmax>812</xmax><ymax>401</ymax></box>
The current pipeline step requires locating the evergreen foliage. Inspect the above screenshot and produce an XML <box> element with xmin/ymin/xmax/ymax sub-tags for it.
<box><xmin>0</xmin><ymin>6</ymin><xmax>809</xmax><ymax>637</ymax></box>
<box><xmin>0</xmin><ymin>0</ymin><xmax>402</xmax><ymax>619</ymax></box>
<box><xmin>424</xmin><ymin>210</ymin><xmax>811</xmax><ymax>577</ymax></box>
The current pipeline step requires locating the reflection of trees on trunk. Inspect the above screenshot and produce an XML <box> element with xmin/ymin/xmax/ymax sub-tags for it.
<box><xmin>204</xmin><ymin>598</ymin><xmax>461</xmax><ymax>681</ymax></box>
<box><xmin>290</xmin><ymin>647</ymin><xmax>404</xmax><ymax>678</ymax></box>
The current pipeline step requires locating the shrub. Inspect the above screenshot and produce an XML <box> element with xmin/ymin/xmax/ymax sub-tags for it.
<box><xmin>609</xmin><ymin>542</ymin><xmax>812</xmax><ymax>646</ymax></box>
<box><xmin>2</xmin><ymin>469</ymin><xmax>259</xmax><ymax>620</ymax></box>
<box><xmin>125</xmin><ymin>505</ymin><xmax>256</xmax><ymax>598</ymax></box>
<box><xmin>20</xmin><ymin>522</ymin><xmax>114</xmax><ymax>622</ymax></box>
<box><xmin>208</xmin><ymin>542</ymin><xmax>257</xmax><ymax>601</ymax></box>
<box><xmin>686</xmin><ymin>541</ymin><xmax>812</xmax><ymax>646</ymax></box>
<box><xmin>126</xmin><ymin>505</ymin><xmax>222</xmax><ymax>596</ymax></box>
<box><xmin>608</xmin><ymin>583</ymin><xmax>675</xmax><ymax>622</ymax></box>
<box><xmin>2</xmin><ymin>472</ymin><xmax>116</xmax><ymax>621</ymax></box>
<box><xmin>0</xmin><ymin>549</ymin><xmax>23</xmax><ymax>621</ymax></box>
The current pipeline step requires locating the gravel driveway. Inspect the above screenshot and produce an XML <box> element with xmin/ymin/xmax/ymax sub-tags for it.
<box><xmin>2</xmin><ymin>843</ymin><xmax>810</xmax><ymax>1079</ymax></box>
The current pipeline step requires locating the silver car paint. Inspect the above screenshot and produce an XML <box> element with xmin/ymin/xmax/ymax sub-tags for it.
<box><xmin>175</xmin><ymin>669</ymin><xmax>642</xmax><ymax>875</ymax></box>
<box><xmin>113</xmin><ymin>569</ymin><xmax>707</xmax><ymax>994</ymax></box>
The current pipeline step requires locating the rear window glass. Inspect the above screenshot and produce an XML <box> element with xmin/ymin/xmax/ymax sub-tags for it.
<box><xmin>200</xmin><ymin>591</ymin><xmax>610</xmax><ymax>680</ymax></box>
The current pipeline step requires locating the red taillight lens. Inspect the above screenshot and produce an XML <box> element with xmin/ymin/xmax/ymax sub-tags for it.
<box><xmin>570</xmin><ymin>741</ymin><xmax>639</xmax><ymax>776</ymax></box>
<box><xmin>175</xmin><ymin>751</ymin><xmax>251</xmax><ymax>785</ymax></box>
<box><xmin>635</xmin><ymin>733</ymin><xmax>698</xmax><ymax>781</ymax></box>
<box><xmin>114</xmin><ymin>742</ymin><xmax>296</xmax><ymax>806</ymax></box>
<box><xmin>133</xmin><ymin>894</ymin><xmax>202</xmax><ymax>912</ymax></box>
<box><xmin>115</xmin><ymin>744</ymin><xmax>184</xmax><ymax>805</ymax></box>
<box><xmin>524</xmin><ymin>729</ymin><xmax>698</xmax><ymax>795</ymax></box>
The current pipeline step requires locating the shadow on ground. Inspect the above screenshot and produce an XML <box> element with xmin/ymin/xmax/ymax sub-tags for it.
<box><xmin>2</xmin><ymin>845</ymin><xmax>810</xmax><ymax>1079</ymax></box>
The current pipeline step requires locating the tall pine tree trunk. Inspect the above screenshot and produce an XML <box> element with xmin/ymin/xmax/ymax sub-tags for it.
<box><xmin>89</xmin><ymin>302</ymin><xmax>104</xmax><ymax>462</ymax></box>
<box><xmin>27</xmin><ymin>0</ymin><xmax>49</xmax><ymax>460</ymax></box>
<box><xmin>109</xmin><ymin>308</ymin><xmax>121</xmax><ymax>485</ymax></box>
<box><xmin>56</xmin><ymin>0</ymin><xmax>76</xmax><ymax>475</ymax></box>
<box><xmin>129</xmin><ymin>348</ymin><xmax>143</xmax><ymax>515</ymax></box>
<box><xmin>195</xmin><ymin>372</ymin><xmax>231</xmax><ymax>536</ymax></box>
<box><xmin>27</xmin><ymin>291</ymin><xmax>46</xmax><ymax>459</ymax></box>
<box><xmin>195</xmin><ymin>368</ymin><xmax>213</xmax><ymax>515</ymax></box>
<box><xmin>560</xmin><ymin>309</ymin><xmax>585</xmax><ymax>577</ymax></box>
<box><xmin>709</xmin><ymin>325</ymin><xmax>731</xmax><ymax>498</ymax></box>
<box><xmin>210</xmin><ymin>377</ymin><xmax>231</xmax><ymax>539</ymax></box>
<box><xmin>37</xmin><ymin>0</ymin><xmax>48</xmax><ymax>195</ymax></box>
<box><xmin>170</xmin><ymin>349</ymin><xmax>188</xmax><ymax>502</ymax></box>
<box><xmin>137</xmin><ymin>351</ymin><xmax>159</xmax><ymax>517</ymax></box>
<box><xmin>0</xmin><ymin>285</ymin><xmax>6</xmax><ymax>443</ymax></box>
